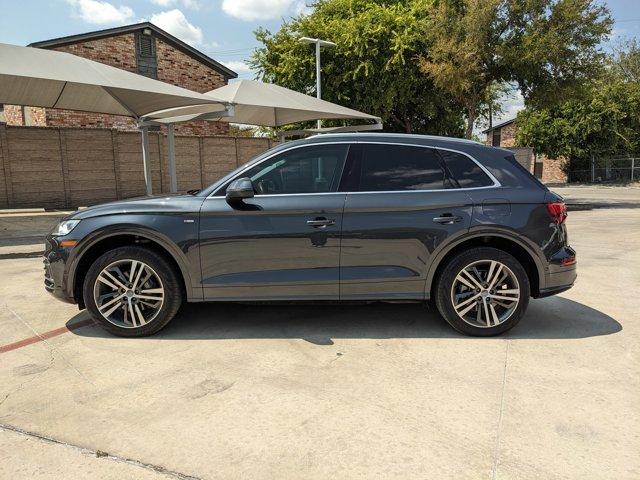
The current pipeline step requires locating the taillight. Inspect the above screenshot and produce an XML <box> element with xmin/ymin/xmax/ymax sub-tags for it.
<box><xmin>546</xmin><ymin>202</ymin><xmax>567</xmax><ymax>225</ymax></box>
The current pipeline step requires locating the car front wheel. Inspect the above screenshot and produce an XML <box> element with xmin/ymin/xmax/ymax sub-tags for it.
<box><xmin>83</xmin><ymin>246</ymin><xmax>183</xmax><ymax>337</ymax></box>
<box><xmin>435</xmin><ymin>247</ymin><xmax>530</xmax><ymax>336</ymax></box>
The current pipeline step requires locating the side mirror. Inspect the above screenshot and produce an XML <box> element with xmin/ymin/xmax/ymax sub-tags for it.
<box><xmin>226</xmin><ymin>177</ymin><xmax>254</xmax><ymax>203</ymax></box>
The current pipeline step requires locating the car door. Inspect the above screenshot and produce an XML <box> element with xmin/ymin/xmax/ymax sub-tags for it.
<box><xmin>198</xmin><ymin>143</ymin><xmax>350</xmax><ymax>300</ymax></box>
<box><xmin>339</xmin><ymin>142</ymin><xmax>476</xmax><ymax>300</ymax></box>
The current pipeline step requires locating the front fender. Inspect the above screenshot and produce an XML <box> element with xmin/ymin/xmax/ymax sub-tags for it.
<box><xmin>66</xmin><ymin>222</ymin><xmax>201</xmax><ymax>302</ymax></box>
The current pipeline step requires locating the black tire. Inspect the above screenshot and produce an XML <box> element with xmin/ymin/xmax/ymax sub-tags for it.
<box><xmin>83</xmin><ymin>246</ymin><xmax>183</xmax><ymax>337</ymax></box>
<box><xmin>434</xmin><ymin>247</ymin><xmax>530</xmax><ymax>336</ymax></box>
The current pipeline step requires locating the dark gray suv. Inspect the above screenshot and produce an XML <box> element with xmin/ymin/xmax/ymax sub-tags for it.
<box><xmin>44</xmin><ymin>133</ymin><xmax>576</xmax><ymax>337</ymax></box>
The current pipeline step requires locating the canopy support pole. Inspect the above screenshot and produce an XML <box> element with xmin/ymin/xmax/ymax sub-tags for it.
<box><xmin>167</xmin><ymin>124</ymin><xmax>177</xmax><ymax>193</ymax></box>
<box><xmin>141</xmin><ymin>126</ymin><xmax>153</xmax><ymax>196</ymax></box>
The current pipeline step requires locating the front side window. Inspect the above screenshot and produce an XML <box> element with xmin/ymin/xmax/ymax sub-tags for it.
<box><xmin>239</xmin><ymin>144</ymin><xmax>348</xmax><ymax>195</ymax></box>
<box><xmin>438</xmin><ymin>149</ymin><xmax>493</xmax><ymax>188</ymax></box>
<box><xmin>359</xmin><ymin>144</ymin><xmax>447</xmax><ymax>191</ymax></box>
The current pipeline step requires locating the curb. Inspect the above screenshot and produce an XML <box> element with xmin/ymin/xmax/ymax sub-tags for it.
<box><xmin>0</xmin><ymin>249</ymin><xmax>44</xmax><ymax>260</ymax></box>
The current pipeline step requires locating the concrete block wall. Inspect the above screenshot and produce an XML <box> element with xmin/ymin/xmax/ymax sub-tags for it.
<box><xmin>0</xmin><ymin>124</ymin><xmax>274</xmax><ymax>209</ymax></box>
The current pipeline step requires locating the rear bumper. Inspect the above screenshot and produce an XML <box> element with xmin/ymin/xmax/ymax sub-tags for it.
<box><xmin>536</xmin><ymin>246</ymin><xmax>577</xmax><ymax>298</ymax></box>
<box><xmin>537</xmin><ymin>282</ymin><xmax>574</xmax><ymax>298</ymax></box>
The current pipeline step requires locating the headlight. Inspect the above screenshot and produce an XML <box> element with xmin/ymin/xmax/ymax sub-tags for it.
<box><xmin>52</xmin><ymin>220</ymin><xmax>80</xmax><ymax>236</ymax></box>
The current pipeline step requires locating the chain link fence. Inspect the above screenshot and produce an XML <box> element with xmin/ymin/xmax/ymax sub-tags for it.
<box><xmin>569</xmin><ymin>156</ymin><xmax>640</xmax><ymax>183</ymax></box>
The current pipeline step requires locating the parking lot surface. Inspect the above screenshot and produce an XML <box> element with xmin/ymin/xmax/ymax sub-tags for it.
<box><xmin>1</xmin><ymin>207</ymin><xmax>638</xmax><ymax>479</ymax></box>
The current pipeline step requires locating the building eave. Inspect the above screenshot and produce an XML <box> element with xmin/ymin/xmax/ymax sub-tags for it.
<box><xmin>27</xmin><ymin>22</ymin><xmax>238</xmax><ymax>80</ymax></box>
<box><xmin>482</xmin><ymin>118</ymin><xmax>516</xmax><ymax>134</ymax></box>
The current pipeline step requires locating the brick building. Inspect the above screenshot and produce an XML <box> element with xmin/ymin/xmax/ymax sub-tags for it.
<box><xmin>1</xmin><ymin>22</ymin><xmax>237</xmax><ymax>136</ymax></box>
<box><xmin>484</xmin><ymin>118</ymin><xmax>567</xmax><ymax>183</ymax></box>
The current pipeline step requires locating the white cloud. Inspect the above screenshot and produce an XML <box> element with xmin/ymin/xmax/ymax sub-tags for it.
<box><xmin>223</xmin><ymin>60</ymin><xmax>252</xmax><ymax>74</ymax></box>
<box><xmin>150</xmin><ymin>9</ymin><xmax>203</xmax><ymax>46</ymax></box>
<box><xmin>150</xmin><ymin>0</ymin><xmax>200</xmax><ymax>9</ymax></box>
<box><xmin>294</xmin><ymin>1</ymin><xmax>312</xmax><ymax>16</ymax></box>
<box><xmin>497</xmin><ymin>90</ymin><xmax>525</xmax><ymax>123</ymax></box>
<box><xmin>221</xmin><ymin>0</ymin><xmax>298</xmax><ymax>21</ymax></box>
<box><xmin>181</xmin><ymin>0</ymin><xmax>200</xmax><ymax>9</ymax></box>
<box><xmin>66</xmin><ymin>0</ymin><xmax>134</xmax><ymax>25</ymax></box>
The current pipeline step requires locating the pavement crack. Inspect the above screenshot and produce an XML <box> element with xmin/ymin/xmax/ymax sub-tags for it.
<box><xmin>3</xmin><ymin>303</ymin><xmax>95</xmax><ymax>387</ymax></box>
<box><xmin>0</xmin><ymin>355</ymin><xmax>54</xmax><ymax>413</ymax></box>
<box><xmin>491</xmin><ymin>340</ymin><xmax>510</xmax><ymax>480</ymax></box>
<box><xmin>0</xmin><ymin>423</ymin><xmax>202</xmax><ymax>480</ymax></box>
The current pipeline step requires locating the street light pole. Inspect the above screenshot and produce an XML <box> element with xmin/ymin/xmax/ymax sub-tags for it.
<box><xmin>299</xmin><ymin>37</ymin><xmax>336</xmax><ymax>129</ymax></box>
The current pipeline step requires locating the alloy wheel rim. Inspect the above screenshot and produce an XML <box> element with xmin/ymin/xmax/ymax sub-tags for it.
<box><xmin>450</xmin><ymin>260</ymin><xmax>520</xmax><ymax>328</ymax></box>
<box><xmin>93</xmin><ymin>259</ymin><xmax>165</xmax><ymax>329</ymax></box>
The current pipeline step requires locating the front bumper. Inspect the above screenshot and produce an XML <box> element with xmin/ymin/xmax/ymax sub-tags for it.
<box><xmin>43</xmin><ymin>235</ymin><xmax>76</xmax><ymax>304</ymax></box>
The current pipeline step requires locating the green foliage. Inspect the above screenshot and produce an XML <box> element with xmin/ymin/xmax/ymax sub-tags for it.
<box><xmin>250</xmin><ymin>0</ymin><xmax>612</xmax><ymax>138</ymax></box>
<box><xmin>250</xmin><ymin>0</ymin><xmax>464</xmax><ymax>135</ymax></box>
<box><xmin>515</xmin><ymin>79</ymin><xmax>640</xmax><ymax>160</ymax></box>
<box><xmin>610</xmin><ymin>39</ymin><xmax>640</xmax><ymax>83</ymax></box>
<box><xmin>418</xmin><ymin>0</ymin><xmax>612</xmax><ymax>137</ymax></box>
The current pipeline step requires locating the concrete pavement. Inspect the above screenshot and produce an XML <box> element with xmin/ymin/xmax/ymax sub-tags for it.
<box><xmin>551</xmin><ymin>183</ymin><xmax>640</xmax><ymax>208</ymax></box>
<box><xmin>0</xmin><ymin>207</ymin><xmax>638</xmax><ymax>479</ymax></box>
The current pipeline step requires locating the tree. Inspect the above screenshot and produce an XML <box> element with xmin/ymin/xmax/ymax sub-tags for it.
<box><xmin>515</xmin><ymin>79</ymin><xmax>640</xmax><ymax>161</ymax></box>
<box><xmin>249</xmin><ymin>0</ymin><xmax>465</xmax><ymax>135</ymax></box>
<box><xmin>611</xmin><ymin>39</ymin><xmax>640</xmax><ymax>82</ymax></box>
<box><xmin>418</xmin><ymin>0</ymin><xmax>612</xmax><ymax>138</ymax></box>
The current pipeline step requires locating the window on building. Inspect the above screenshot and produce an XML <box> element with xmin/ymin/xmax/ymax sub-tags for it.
<box><xmin>358</xmin><ymin>144</ymin><xmax>447</xmax><ymax>191</ymax></box>
<box><xmin>492</xmin><ymin>128</ymin><xmax>501</xmax><ymax>147</ymax></box>
<box><xmin>136</xmin><ymin>32</ymin><xmax>158</xmax><ymax>79</ymax></box>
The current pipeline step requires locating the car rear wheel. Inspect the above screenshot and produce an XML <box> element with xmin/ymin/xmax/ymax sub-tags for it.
<box><xmin>83</xmin><ymin>246</ymin><xmax>183</xmax><ymax>337</ymax></box>
<box><xmin>435</xmin><ymin>247</ymin><xmax>530</xmax><ymax>336</ymax></box>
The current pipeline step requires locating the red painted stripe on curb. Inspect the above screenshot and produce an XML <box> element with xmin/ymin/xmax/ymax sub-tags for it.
<box><xmin>0</xmin><ymin>319</ymin><xmax>94</xmax><ymax>354</ymax></box>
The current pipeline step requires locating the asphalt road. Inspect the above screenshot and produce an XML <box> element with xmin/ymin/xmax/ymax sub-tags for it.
<box><xmin>0</xmin><ymin>207</ymin><xmax>638</xmax><ymax>479</ymax></box>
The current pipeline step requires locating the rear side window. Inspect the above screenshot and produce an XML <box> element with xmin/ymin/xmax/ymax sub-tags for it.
<box><xmin>358</xmin><ymin>144</ymin><xmax>447</xmax><ymax>191</ymax></box>
<box><xmin>438</xmin><ymin>150</ymin><xmax>493</xmax><ymax>188</ymax></box>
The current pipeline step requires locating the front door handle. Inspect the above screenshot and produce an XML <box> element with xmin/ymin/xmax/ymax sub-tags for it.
<box><xmin>433</xmin><ymin>214</ymin><xmax>463</xmax><ymax>225</ymax></box>
<box><xmin>307</xmin><ymin>217</ymin><xmax>336</xmax><ymax>228</ymax></box>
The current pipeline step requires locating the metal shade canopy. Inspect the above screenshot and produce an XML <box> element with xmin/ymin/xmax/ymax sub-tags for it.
<box><xmin>145</xmin><ymin>79</ymin><xmax>381</xmax><ymax>126</ymax></box>
<box><xmin>0</xmin><ymin>42</ymin><xmax>233</xmax><ymax>196</ymax></box>
<box><xmin>0</xmin><ymin>42</ymin><xmax>227</xmax><ymax>117</ymax></box>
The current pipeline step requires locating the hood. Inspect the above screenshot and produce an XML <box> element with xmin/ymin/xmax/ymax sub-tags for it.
<box><xmin>66</xmin><ymin>193</ymin><xmax>203</xmax><ymax>220</ymax></box>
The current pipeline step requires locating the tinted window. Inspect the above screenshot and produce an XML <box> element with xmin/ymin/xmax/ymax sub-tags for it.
<box><xmin>439</xmin><ymin>150</ymin><xmax>493</xmax><ymax>188</ymax></box>
<box><xmin>240</xmin><ymin>144</ymin><xmax>348</xmax><ymax>195</ymax></box>
<box><xmin>359</xmin><ymin>144</ymin><xmax>446</xmax><ymax>191</ymax></box>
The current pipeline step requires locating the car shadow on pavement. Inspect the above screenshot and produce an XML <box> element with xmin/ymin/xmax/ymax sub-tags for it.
<box><xmin>67</xmin><ymin>296</ymin><xmax>621</xmax><ymax>343</ymax></box>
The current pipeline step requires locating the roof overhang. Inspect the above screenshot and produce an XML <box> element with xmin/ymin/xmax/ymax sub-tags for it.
<box><xmin>28</xmin><ymin>22</ymin><xmax>238</xmax><ymax>80</ymax></box>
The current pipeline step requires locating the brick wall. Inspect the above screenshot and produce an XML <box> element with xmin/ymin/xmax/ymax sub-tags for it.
<box><xmin>5</xmin><ymin>31</ymin><xmax>230</xmax><ymax>134</ymax></box>
<box><xmin>486</xmin><ymin>122</ymin><xmax>567</xmax><ymax>183</ymax></box>
<box><xmin>3</xmin><ymin>106</ymin><xmax>23</xmax><ymax>125</ymax></box>
<box><xmin>0</xmin><ymin>124</ymin><xmax>274</xmax><ymax>209</ymax></box>
<box><xmin>498</xmin><ymin>123</ymin><xmax>516</xmax><ymax>148</ymax></box>
<box><xmin>539</xmin><ymin>156</ymin><xmax>567</xmax><ymax>184</ymax></box>
<box><xmin>155</xmin><ymin>37</ymin><xmax>229</xmax><ymax>136</ymax></box>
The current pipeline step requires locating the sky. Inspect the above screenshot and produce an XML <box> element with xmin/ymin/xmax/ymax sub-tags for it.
<box><xmin>0</xmin><ymin>0</ymin><xmax>638</xmax><ymax>124</ymax></box>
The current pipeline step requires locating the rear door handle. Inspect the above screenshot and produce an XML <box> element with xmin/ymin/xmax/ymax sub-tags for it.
<box><xmin>433</xmin><ymin>214</ymin><xmax>463</xmax><ymax>225</ymax></box>
<box><xmin>307</xmin><ymin>217</ymin><xmax>336</xmax><ymax>228</ymax></box>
